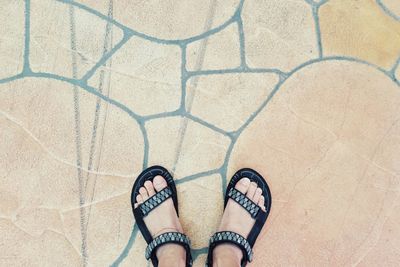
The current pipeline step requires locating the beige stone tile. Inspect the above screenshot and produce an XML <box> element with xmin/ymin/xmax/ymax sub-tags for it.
<box><xmin>320</xmin><ymin>0</ymin><xmax>400</xmax><ymax>69</ymax></box>
<box><xmin>14</xmin><ymin>207</ymin><xmax>64</xmax><ymax>237</ymax></box>
<box><xmin>0</xmin><ymin>1</ymin><xmax>24</xmax><ymax>79</ymax></box>
<box><xmin>76</xmin><ymin>0</ymin><xmax>240</xmax><ymax>40</ymax></box>
<box><xmin>186</xmin><ymin>23</ymin><xmax>241</xmax><ymax>71</ymax></box>
<box><xmin>187</xmin><ymin>73</ymin><xmax>279</xmax><ymax>131</ymax></box>
<box><xmin>30</xmin><ymin>0</ymin><xmax>123</xmax><ymax>78</ymax></box>
<box><xmin>0</xmin><ymin>115</ymin><xmax>80</xmax><ymax>212</ymax></box>
<box><xmin>228</xmin><ymin>60</ymin><xmax>400</xmax><ymax>265</ymax></box>
<box><xmin>242</xmin><ymin>0</ymin><xmax>318</xmax><ymax>71</ymax></box>
<box><xmin>0</xmin><ymin>189</ymin><xmax>18</xmax><ymax>218</ymax></box>
<box><xmin>396</xmin><ymin>62</ymin><xmax>400</xmax><ymax>81</ymax></box>
<box><xmin>178</xmin><ymin>174</ymin><xmax>223</xmax><ymax>248</ymax></box>
<box><xmin>88</xmin><ymin>37</ymin><xmax>181</xmax><ymax>116</ymax></box>
<box><xmin>146</xmin><ymin>116</ymin><xmax>231</xmax><ymax>178</ymax></box>
<box><xmin>1</xmin><ymin>110</ymin><xmax>136</xmax><ymax>265</ymax></box>
<box><xmin>61</xmin><ymin>192</ymin><xmax>133</xmax><ymax>266</ymax></box>
<box><xmin>0</xmin><ymin>78</ymin><xmax>143</xmax><ymax>176</ymax></box>
<box><xmin>0</xmin><ymin>219</ymin><xmax>81</xmax><ymax>266</ymax></box>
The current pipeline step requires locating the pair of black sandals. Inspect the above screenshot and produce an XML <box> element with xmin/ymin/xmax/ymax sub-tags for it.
<box><xmin>131</xmin><ymin>166</ymin><xmax>272</xmax><ymax>267</ymax></box>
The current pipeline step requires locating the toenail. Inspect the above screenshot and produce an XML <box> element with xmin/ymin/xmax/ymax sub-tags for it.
<box><xmin>154</xmin><ymin>176</ymin><xmax>163</xmax><ymax>185</ymax></box>
<box><xmin>241</xmin><ymin>178</ymin><xmax>250</xmax><ymax>185</ymax></box>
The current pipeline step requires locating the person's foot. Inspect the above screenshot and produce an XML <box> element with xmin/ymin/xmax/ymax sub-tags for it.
<box><xmin>134</xmin><ymin>175</ymin><xmax>186</xmax><ymax>266</ymax></box>
<box><xmin>213</xmin><ymin>178</ymin><xmax>266</xmax><ymax>266</ymax></box>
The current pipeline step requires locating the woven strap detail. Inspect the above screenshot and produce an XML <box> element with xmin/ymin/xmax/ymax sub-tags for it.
<box><xmin>145</xmin><ymin>232</ymin><xmax>191</xmax><ymax>260</ymax></box>
<box><xmin>140</xmin><ymin>187</ymin><xmax>172</xmax><ymax>217</ymax></box>
<box><xmin>210</xmin><ymin>231</ymin><xmax>253</xmax><ymax>262</ymax></box>
<box><xmin>228</xmin><ymin>188</ymin><xmax>260</xmax><ymax>218</ymax></box>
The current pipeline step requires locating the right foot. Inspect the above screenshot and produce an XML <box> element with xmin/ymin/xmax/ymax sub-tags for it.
<box><xmin>213</xmin><ymin>178</ymin><xmax>266</xmax><ymax>266</ymax></box>
<box><xmin>134</xmin><ymin>175</ymin><xmax>186</xmax><ymax>266</ymax></box>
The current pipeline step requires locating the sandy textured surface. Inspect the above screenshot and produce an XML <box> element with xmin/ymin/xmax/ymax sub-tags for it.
<box><xmin>1</xmin><ymin>0</ymin><xmax>399</xmax><ymax>266</ymax></box>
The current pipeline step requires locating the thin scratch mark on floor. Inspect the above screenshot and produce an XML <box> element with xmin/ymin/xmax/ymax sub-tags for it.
<box><xmin>69</xmin><ymin>5</ymin><xmax>88</xmax><ymax>266</ymax></box>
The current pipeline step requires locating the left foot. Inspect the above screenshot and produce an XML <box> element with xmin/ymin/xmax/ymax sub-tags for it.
<box><xmin>134</xmin><ymin>175</ymin><xmax>186</xmax><ymax>265</ymax></box>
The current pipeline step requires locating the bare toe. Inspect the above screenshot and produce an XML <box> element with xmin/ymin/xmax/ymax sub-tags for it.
<box><xmin>258</xmin><ymin>196</ymin><xmax>266</xmax><ymax>211</ymax></box>
<box><xmin>253</xmin><ymin>188</ymin><xmax>262</xmax><ymax>204</ymax></box>
<box><xmin>136</xmin><ymin>195</ymin><xmax>143</xmax><ymax>206</ymax></box>
<box><xmin>235</xmin><ymin>177</ymin><xmax>251</xmax><ymax>194</ymax></box>
<box><xmin>246</xmin><ymin>182</ymin><xmax>257</xmax><ymax>200</ymax></box>
<box><xmin>144</xmin><ymin>181</ymin><xmax>155</xmax><ymax>197</ymax></box>
<box><xmin>153</xmin><ymin>175</ymin><xmax>168</xmax><ymax>192</ymax></box>
<box><xmin>139</xmin><ymin>187</ymin><xmax>149</xmax><ymax>201</ymax></box>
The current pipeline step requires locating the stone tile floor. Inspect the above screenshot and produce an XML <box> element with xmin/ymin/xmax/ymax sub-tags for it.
<box><xmin>1</xmin><ymin>0</ymin><xmax>400</xmax><ymax>266</ymax></box>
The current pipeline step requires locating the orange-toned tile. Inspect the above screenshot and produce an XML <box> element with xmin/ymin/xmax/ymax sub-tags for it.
<box><xmin>320</xmin><ymin>0</ymin><xmax>400</xmax><ymax>69</ymax></box>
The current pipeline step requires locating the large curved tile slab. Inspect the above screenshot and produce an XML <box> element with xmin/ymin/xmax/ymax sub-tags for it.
<box><xmin>76</xmin><ymin>0</ymin><xmax>240</xmax><ymax>40</ymax></box>
<box><xmin>0</xmin><ymin>219</ymin><xmax>81</xmax><ymax>266</ymax></box>
<box><xmin>62</xmin><ymin>192</ymin><xmax>133</xmax><ymax>266</ymax></box>
<box><xmin>228</xmin><ymin>60</ymin><xmax>400</xmax><ymax>265</ymax></box>
<box><xmin>320</xmin><ymin>0</ymin><xmax>400</xmax><ymax>69</ymax></box>
<box><xmin>0</xmin><ymin>77</ymin><xmax>143</xmax><ymax>177</ymax></box>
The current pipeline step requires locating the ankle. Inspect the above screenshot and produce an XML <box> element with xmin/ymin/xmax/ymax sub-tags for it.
<box><xmin>213</xmin><ymin>244</ymin><xmax>242</xmax><ymax>267</ymax></box>
<box><xmin>157</xmin><ymin>244</ymin><xmax>186</xmax><ymax>267</ymax></box>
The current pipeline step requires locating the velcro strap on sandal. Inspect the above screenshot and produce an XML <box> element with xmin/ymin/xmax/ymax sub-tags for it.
<box><xmin>145</xmin><ymin>232</ymin><xmax>191</xmax><ymax>260</ymax></box>
<box><xmin>140</xmin><ymin>187</ymin><xmax>172</xmax><ymax>217</ymax></box>
<box><xmin>209</xmin><ymin>231</ymin><xmax>253</xmax><ymax>262</ymax></box>
<box><xmin>227</xmin><ymin>188</ymin><xmax>260</xmax><ymax>218</ymax></box>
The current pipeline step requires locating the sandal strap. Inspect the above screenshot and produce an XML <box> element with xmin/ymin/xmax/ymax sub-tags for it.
<box><xmin>209</xmin><ymin>231</ymin><xmax>253</xmax><ymax>262</ymax></box>
<box><xmin>227</xmin><ymin>188</ymin><xmax>260</xmax><ymax>218</ymax></box>
<box><xmin>140</xmin><ymin>187</ymin><xmax>172</xmax><ymax>217</ymax></box>
<box><xmin>145</xmin><ymin>232</ymin><xmax>191</xmax><ymax>261</ymax></box>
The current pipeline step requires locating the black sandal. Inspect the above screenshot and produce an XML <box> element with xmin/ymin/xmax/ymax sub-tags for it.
<box><xmin>206</xmin><ymin>168</ymin><xmax>272</xmax><ymax>267</ymax></box>
<box><xmin>131</xmin><ymin>165</ymin><xmax>193</xmax><ymax>267</ymax></box>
